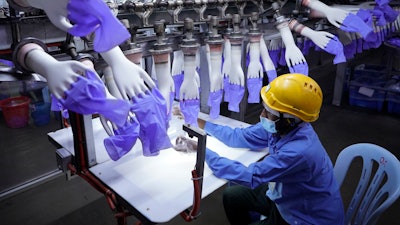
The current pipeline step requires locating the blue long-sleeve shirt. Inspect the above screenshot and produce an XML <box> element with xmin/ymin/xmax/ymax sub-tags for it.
<box><xmin>204</xmin><ymin>121</ymin><xmax>344</xmax><ymax>225</ymax></box>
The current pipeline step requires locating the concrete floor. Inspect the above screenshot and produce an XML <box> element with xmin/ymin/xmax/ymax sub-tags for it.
<box><xmin>1</xmin><ymin>48</ymin><xmax>400</xmax><ymax>225</ymax></box>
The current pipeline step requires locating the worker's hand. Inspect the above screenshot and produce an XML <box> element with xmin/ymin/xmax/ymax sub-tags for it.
<box><xmin>197</xmin><ymin>118</ymin><xmax>206</xmax><ymax>129</ymax></box>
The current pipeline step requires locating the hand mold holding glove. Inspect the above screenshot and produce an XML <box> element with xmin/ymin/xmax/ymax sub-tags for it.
<box><xmin>10</xmin><ymin>0</ymin><xmax>130</xmax><ymax>52</ymax></box>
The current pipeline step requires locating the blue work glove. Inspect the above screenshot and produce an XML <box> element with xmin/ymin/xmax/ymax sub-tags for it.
<box><xmin>324</xmin><ymin>36</ymin><xmax>346</xmax><ymax>64</ymax></box>
<box><xmin>173</xmin><ymin>73</ymin><xmax>184</xmax><ymax>99</ymax></box>
<box><xmin>247</xmin><ymin>77</ymin><xmax>262</xmax><ymax>103</ymax></box>
<box><xmin>103</xmin><ymin>118</ymin><xmax>140</xmax><ymax>161</ymax></box>
<box><xmin>180</xmin><ymin>99</ymin><xmax>200</xmax><ymax>127</ymax></box>
<box><xmin>208</xmin><ymin>89</ymin><xmax>223</xmax><ymax>120</ymax></box>
<box><xmin>67</xmin><ymin>0</ymin><xmax>130</xmax><ymax>52</ymax></box>
<box><xmin>131</xmin><ymin>88</ymin><xmax>171</xmax><ymax>156</ymax></box>
<box><xmin>289</xmin><ymin>62</ymin><xmax>309</xmax><ymax>76</ymax></box>
<box><xmin>58</xmin><ymin>69</ymin><xmax>130</xmax><ymax>127</ymax></box>
<box><xmin>223</xmin><ymin>76</ymin><xmax>230</xmax><ymax>103</ymax></box>
<box><xmin>228</xmin><ymin>84</ymin><xmax>245</xmax><ymax>112</ymax></box>
<box><xmin>340</xmin><ymin>13</ymin><xmax>376</xmax><ymax>42</ymax></box>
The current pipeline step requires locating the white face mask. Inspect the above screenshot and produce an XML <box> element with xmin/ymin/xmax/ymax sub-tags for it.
<box><xmin>260</xmin><ymin>116</ymin><xmax>278</xmax><ymax>133</ymax></box>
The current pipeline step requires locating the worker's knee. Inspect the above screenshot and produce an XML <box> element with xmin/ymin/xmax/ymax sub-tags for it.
<box><xmin>223</xmin><ymin>184</ymin><xmax>251</xmax><ymax>207</ymax></box>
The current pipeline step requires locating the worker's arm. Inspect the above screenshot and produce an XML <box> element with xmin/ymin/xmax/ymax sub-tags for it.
<box><xmin>198</xmin><ymin>118</ymin><xmax>270</xmax><ymax>150</ymax></box>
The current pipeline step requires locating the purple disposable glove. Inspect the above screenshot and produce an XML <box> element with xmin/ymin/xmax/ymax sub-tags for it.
<box><xmin>387</xmin><ymin>38</ymin><xmax>400</xmax><ymax>48</ymax></box>
<box><xmin>340</xmin><ymin>13</ymin><xmax>376</xmax><ymax>42</ymax></box>
<box><xmin>289</xmin><ymin>62</ymin><xmax>309</xmax><ymax>76</ymax></box>
<box><xmin>167</xmin><ymin>91</ymin><xmax>175</xmax><ymax>121</ymax></box>
<box><xmin>302</xmin><ymin>39</ymin><xmax>315</xmax><ymax>55</ymax></box>
<box><xmin>208</xmin><ymin>90</ymin><xmax>223</xmax><ymax>120</ymax></box>
<box><xmin>228</xmin><ymin>83</ymin><xmax>245</xmax><ymax>112</ymax></box>
<box><xmin>371</xmin><ymin>9</ymin><xmax>387</xmax><ymax>26</ymax></box>
<box><xmin>173</xmin><ymin>73</ymin><xmax>184</xmax><ymax>99</ymax></box>
<box><xmin>356</xmin><ymin>9</ymin><xmax>373</xmax><ymax>26</ymax></box>
<box><xmin>356</xmin><ymin>37</ymin><xmax>363</xmax><ymax>54</ymax></box>
<box><xmin>51</xmin><ymin>95</ymin><xmax>69</xmax><ymax>119</ymax></box>
<box><xmin>268</xmin><ymin>49</ymin><xmax>280</xmax><ymax>68</ymax></box>
<box><xmin>324</xmin><ymin>36</ymin><xmax>346</xmax><ymax>64</ymax></box>
<box><xmin>278</xmin><ymin>47</ymin><xmax>286</xmax><ymax>66</ymax></box>
<box><xmin>247</xmin><ymin>78</ymin><xmax>262</xmax><ymax>103</ymax></box>
<box><xmin>59</xmin><ymin>70</ymin><xmax>130</xmax><ymax>127</ymax></box>
<box><xmin>103</xmin><ymin>118</ymin><xmax>140</xmax><ymax>161</ymax></box>
<box><xmin>376</xmin><ymin>4</ymin><xmax>399</xmax><ymax>23</ymax></box>
<box><xmin>266</xmin><ymin>69</ymin><xmax>277</xmax><ymax>83</ymax></box>
<box><xmin>223</xmin><ymin>76</ymin><xmax>230</xmax><ymax>102</ymax></box>
<box><xmin>131</xmin><ymin>88</ymin><xmax>171</xmax><ymax>156</ymax></box>
<box><xmin>67</xmin><ymin>0</ymin><xmax>130</xmax><ymax>52</ymax></box>
<box><xmin>344</xmin><ymin>39</ymin><xmax>357</xmax><ymax>59</ymax></box>
<box><xmin>180</xmin><ymin>99</ymin><xmax>200</xmax><ymax>127</ymax></box>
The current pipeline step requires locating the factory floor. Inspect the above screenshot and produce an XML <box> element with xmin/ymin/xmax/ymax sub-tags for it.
<box><xmin>1</xmin><ymin>47</ymin><xmax>400</xmax><ymax>225</ymax></box>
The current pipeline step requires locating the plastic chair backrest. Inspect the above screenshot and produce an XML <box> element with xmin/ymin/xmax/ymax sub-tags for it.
<box><xmin>334</xmin><ymin>143</ymin><xmax>400</xmax><ymax>225</ymax></box>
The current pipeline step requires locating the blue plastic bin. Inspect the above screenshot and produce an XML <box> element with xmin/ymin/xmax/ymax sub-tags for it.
<box><xmin>348</xmin><ymin>75</ymin><xmax>387</xmax><ymax>111</ymax></box>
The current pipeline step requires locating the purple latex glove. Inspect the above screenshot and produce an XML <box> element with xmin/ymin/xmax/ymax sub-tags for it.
<box><xmin>363</xmin><ymin>39</ymin><xmax>371</xmax><ymax>50</ymax></box>
<box><xmin>356</xmin><ymin>37</ymin><xmax>363</xmax><ymax>54</ymax></box>
<box><xmin>266</xmin><ymin>70</ymin><xmax>277</xmax><ymax>83</ymax></box>
<box><xmin>173</xmin><ymin>73</ymin><xmax>184</xmax><ymax>99</ymax></box>
<box><xmin>247</xmin><ymin>78</ymin><xmax>262</xmax><ymax>103</ymax></box>
<box><xmin>356</xmin><ymin>9</ymin><xmax>373</xmax><ymax>26</ymax></box>
<box><xmin>246</xmin><ymin>52</ymin><xmax>250</xmax><ymax>67</ymax></box>
<box><xmin>368</xmin><ymin>31</ymin><xmax>382</xmax><ymax>49</ymax></box>
<box><xmin>268</xmin><ymin>49</ymin><xmax>280</xmax><ymax>68</ymax></box>
<box><xmin>228</xmin><ymin>84</ymin><xmax>245</xmax><ymax>112</ymax></box>
<box><xmin>302</xmin><ymin>39</ymin><xmax>315</xmax><ymax>55</ymax></box>
<box><xmin>344</xmin><ymin>40</ymin><xmax>356</xmax><ymax>59</ymax></box>
<box><xmin>59</xmin><ymin>70</ymin><xmax>130</xmax><ymax>127</ymax></box>
<box><xmin>131</xmin><ymin>88</ymin><xmax>171</xmax><ymax>156</ymax></box>
<box><xmin>103</xmin><ymin>118</ymin><xmax>140</xmax><ymax>161</ymax></box>
<box><xmin>207</xmin><ymin>89</ymin><xmax>223</xmax><ymax>120</ymax></box>
<box><xmin>325</xmin><ymin>36</ymin><xmax>346</xmax><ymax>64</ymax></box>
<box><xmin>387</xmin><ymin>38</ymin><xmax>400</xmax><ymax>48</ymax></box>
<box><xmin>0</xmin><ymin>59</ymin><xmax>13</xmax><ymax>67</ymax></box>
<box><xmin>376</xmin><ymin>4</ymin><xmax>399</xmax><ymax>23</ymax></box>
<box><xmin>376</xmin><ymin>0</ymin><xmax>389</xmax><ymax>4</ymax></box>
<box><xmin>180</xmin><ymin>99</ymin><xmax>200</xmax><ymax>127</ymax></box>
<box><xmin>371</xmin><ymin>9</ymin><xmax>387</xmax><ymax>26</ymax></box>
<box><xmin>67</xmin><ymin>0</ymin><xmax>130</xmax><ymax>52</ymax></box>
<box><xmin>51</xmin><ymin>95</ymin><xmax>69</xmax><ymax>119</ymax></box>
<box><xmin>168</xmin><ymin>91</ymin><xmax>175</xmax><ymax>121</ymax></box>
<box><xmin>223</xmin><ymin>76</ymin><xmax>230</xmax><ymax>102</ymax></box>
<box><xmin>340</xmin><ymin>13</ymin><xmax>376</xmax><ymax>42</ymax></box>
<box><xmin>278</xmin><ymin>47</ymin><xmax>286</xmax><ymax>66</ymax></box>
<box><xmin>289</xmin><ymin>62</ymin><xmax>309</xmax><ymax>76</ymax></box>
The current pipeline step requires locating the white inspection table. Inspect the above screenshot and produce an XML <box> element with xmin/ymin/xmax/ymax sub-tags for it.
<box><xmin>48</xmin><ymin>113</ymin><xmax>268</xmax><ymax>224</ymax></box>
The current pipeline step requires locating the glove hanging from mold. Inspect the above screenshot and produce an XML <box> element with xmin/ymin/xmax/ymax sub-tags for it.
<box><xmin>131</xmin><ymin>88</ymin><xmax>171</xmax><ymax>156</ymax></box>
<box><xmin>67</xmin><ymin>0</ymin><xmax>130</xmax><ymax>52</ymax></box>
<box><xmin>246</xmin><ymin>34</ymin><xmax>264</xmax><ymax>104</ymax></box>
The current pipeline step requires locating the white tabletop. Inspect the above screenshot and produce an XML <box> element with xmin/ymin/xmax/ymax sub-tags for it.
<box><xmin>48</xmin><ymin>113</ymin><xmax>268</xmax><ymax>223</ymax></box>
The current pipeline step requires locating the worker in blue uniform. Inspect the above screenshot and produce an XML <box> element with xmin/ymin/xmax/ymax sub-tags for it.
<box><xmin>198</xmin><ymin>73</ymin><xmax>344</xmax><ymax>225</ymax></box>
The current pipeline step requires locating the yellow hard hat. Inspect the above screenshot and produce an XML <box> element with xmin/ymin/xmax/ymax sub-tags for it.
<box><xmin>260</xmin><ymin>73</ymin><xmax>323</xmax><ymax>122</ymax></box>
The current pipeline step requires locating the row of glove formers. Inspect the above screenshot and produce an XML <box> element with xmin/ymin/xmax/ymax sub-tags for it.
<box><xmin>113</xmin><ymin>0</ymin><xmax>283</xmax><ymax>27</ymax></box>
